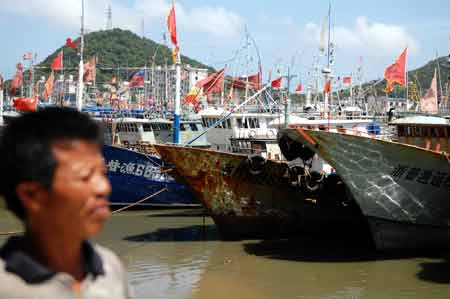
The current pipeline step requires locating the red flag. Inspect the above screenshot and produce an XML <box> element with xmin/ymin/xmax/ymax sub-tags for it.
<box><xmin>184</xmin><ymin>69</ymin><xmax>225</xmax><ymax>104</ymax></box>
<box><xmin>295</xmin><ymin>83</ymin><xmax>302</xmax><ymax>92</ymax></box>
<box><xmin>343</xmin><ymin>76</ymin><xmax>352</xmax><ymax>85</ymax></box>
<box><xmin>66</xmin><ymin>38</ymin><xmax>78</xmax><ymax>50</ymax></box>
<box><xmin>41</xmin><ymin>71</ymin><xmax>55</xmax><ymax>100</ymax></box>
<box><xmin>232</xmin><ymin>72</ymin><xmax>261</xmax><ymax>90</ymax></box>
<box><xmin>50</xmin><ymin>51</ymin><xmax>63</xmax><ymax>71</ymax></box>
<box><xmin>13</xmin><ymin>97</ymin><xmax>37</xmax><ymax>112</ymax></box>
<box><xmin>271</xmin><ymin>77</ymin><xmax>282</xmax><ymax>88</ymax></box>
<box><xmin>9</xmin><ymin>63</ymin><xmax>23</xmax><ymax>96</ymax></box>
<box><xmin>323</xmin><ymin>79</ymin><xmax>331</xmax><ymax>93</ymax></box>
<box><xmin>197</xmin><ymin>69</ymin><xmax>225</xmax><ymax>102</ymax></box>
<box><xmin>167</xmin><ymin>4</ymin><xmax>178</xmax><ymax>47</ymax></box>
<box><xmin>384</xmin><ymin>48</ymin><xmax>407</xmax><ymax>92</ymax></box>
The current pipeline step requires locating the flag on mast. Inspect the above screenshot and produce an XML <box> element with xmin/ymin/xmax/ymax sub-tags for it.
<box><xmin>66</xmin><ymin>38</ymin><xmax>78</xmax><ymax>50</ymax></box>
<box><xmin>167</xmin><ymin>3</ymin><xmax>178</xmax><ymax>47</ymax></box>
<box><xmin>9</xmin><ymin>63</ymin><xmax>23</xmax><ymax>96</ymax></box>
<box><xmin>343</xmin><ymin>76</ymin><xmax>352</xmax><ymax>85</ymax></box>
<box><xmin>420</xmin><ymin>69</ymin><xmax>438</xmax><ymax>114</ymax></box>
<box><xmin>184</xmin><ymin>69</ymin><xmax>225</xmax><ymax>104</ymax></box>
<box><xmin>41</xmin><ymin>71</ymin><xmax>55</xmax><ymax>100</ymax></box>
<box><xmin>271</xmin><ymin>77</ymin><xmax>282</xmax><ymax>88</ymax></box>
<box><xmin>50</xmin><ymin>51</ymin><xmax>63</xmax><ymax>71</ymax></box>
<box><xmin>323</xmin><ymin>79</ymin><xmax>331</xmax><ymax>93</ymax></box>
<box><xmin>384</xmin><ymin>48</ymin><xmax>407</xmax><ymax>92</ymax></box>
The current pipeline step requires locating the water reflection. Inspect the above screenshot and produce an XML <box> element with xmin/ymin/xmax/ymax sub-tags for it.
<box><xmin>2</xmin><ymin>209</ymin><xmax>450</xmax><ymax>299</ymax></box>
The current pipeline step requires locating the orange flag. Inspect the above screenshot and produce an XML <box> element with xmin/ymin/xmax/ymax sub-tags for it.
<box><xmin>420</xmin><ymin>69</ymin><xmax>438</xmax><ymax>114</ymax></box>
<box><xmin>323</xmin><ymin>79</ymin><xmax>331</xmax><ymax>93</ymax></box>
<box><xmin>41</xmin><ymin>71</ymin><xmax>55</xmax><ymax>100</ymax></box>
<box><xmin>9</xmin><ymin>63</ymin><xmax>23</xmax><ymax>96</ymax></box>
<box><xmin>50</xmin><ymin>51</ymin><xmax>63</xmax><ymax>71</ymax></box>
<box><xmin>167</xmin><ymin>3</ymin><xmax>178</xmax><ymax>47</ymax></box>
<box><xmin>83</xmin><ymin>56</ymin><xmax>97</xmax><ymax>82</ymax></box>
<box><xmin>384</xmin><ymin>48</ymin><xmax>407</xmax><ymax>92</ymax></box>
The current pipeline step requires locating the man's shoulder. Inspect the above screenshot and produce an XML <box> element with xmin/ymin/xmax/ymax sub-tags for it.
<box><xmin>93</xmin><ymin>244</ymin><xmax>126</xmax><ymax>274</ymax></box>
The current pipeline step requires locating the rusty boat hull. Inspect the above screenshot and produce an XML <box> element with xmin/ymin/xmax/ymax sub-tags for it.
<box><xmin>154</xmin><ymin>144</ymin><xmax>370</xmax><ymax>242</ymax></box>
<box><xmin>280</xmin><ymin>128</ymin><xmax>450</xmax><ymax>250</ymax></box>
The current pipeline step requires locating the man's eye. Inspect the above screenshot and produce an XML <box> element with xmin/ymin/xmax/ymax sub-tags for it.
<box><xmin>80</xmin><ymin>174</ymin><xmax>91</xmax><ymax>182</ymax></box>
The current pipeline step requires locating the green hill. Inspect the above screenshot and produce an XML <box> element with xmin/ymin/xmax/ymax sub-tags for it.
<box><xmin>35</xmin><ymin>28</ymin><xmax>214</xmax><ymax>85</ymax></box>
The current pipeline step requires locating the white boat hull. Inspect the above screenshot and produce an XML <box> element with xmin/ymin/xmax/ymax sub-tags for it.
<box><xmin>282</xmin><ymin>128</ymin><xmax>450</xmax><ymax>250</ymax></box>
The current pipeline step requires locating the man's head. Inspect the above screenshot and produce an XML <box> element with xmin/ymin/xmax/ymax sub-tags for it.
<box><xmin>0</xmin><ymin>107</ymin><xmax>111</xmax><ymax>238</ymax></box>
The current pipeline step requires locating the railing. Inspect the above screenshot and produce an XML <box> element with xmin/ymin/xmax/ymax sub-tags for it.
<box><xmin>119</xmin><ymin>141</ymin><xmax>159</xmax><ymax>156</ymax></box>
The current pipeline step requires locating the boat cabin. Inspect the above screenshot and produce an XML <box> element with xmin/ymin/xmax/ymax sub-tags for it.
<box><xmin>390</xmin><ymin>115</ymin><xmax>450</xmax><ymax>152</ymax></box>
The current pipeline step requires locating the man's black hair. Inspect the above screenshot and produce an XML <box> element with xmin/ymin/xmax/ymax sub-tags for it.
<box><xmin>0</xmin><ymin>107</ymin><xmax>103</xmax><ymax>220</ymax></box>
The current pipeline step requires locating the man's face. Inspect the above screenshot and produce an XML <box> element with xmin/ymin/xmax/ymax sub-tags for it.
<box><xmin>44</xmin><ymin>140</ymin><xmax>111</xmax><ymax>239</ymax></box>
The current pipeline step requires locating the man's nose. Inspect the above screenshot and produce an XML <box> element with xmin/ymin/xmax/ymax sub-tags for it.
<box><xmin>93</xmin><ymin>172</ymin><xmax>112</xmax><ymax>199</ymax></box>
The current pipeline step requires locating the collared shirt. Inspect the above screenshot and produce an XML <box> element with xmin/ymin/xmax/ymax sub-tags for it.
<box><xmin>0</xmin><ymin>236</ymin><xmax>130</xmax><ymax>299</ymax></box>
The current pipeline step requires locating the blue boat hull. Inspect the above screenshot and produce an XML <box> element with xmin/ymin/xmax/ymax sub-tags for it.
<box><xmin>102</xmin><ymin>145</ymin><xmax>199</xmax><ymax>207</ymax></box>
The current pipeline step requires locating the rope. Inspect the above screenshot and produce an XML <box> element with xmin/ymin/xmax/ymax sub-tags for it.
<box><xmin>445</xmin><ymin>152</ymin><xmax>450</xmax><ymax>166</ymax></box>
<box><xmin>111</xmin><ymin>187</ymin><xmax>167</xmax><ymax>215</ymax></box>
<box><xmin>161</xmin><ymin>168</ymin><xmax>173</xmax><ymax>174</ymax></box>
<box><xmin>0</xmin><ymin>230</ymin><xmax>23</xmax><ymax>236</ymax></box>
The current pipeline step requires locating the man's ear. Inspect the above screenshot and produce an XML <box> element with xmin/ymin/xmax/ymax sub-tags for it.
<box><xmin>16</xmin><ymin>182</ymin><xmax>48</xmax><ymax>215</ymax></box>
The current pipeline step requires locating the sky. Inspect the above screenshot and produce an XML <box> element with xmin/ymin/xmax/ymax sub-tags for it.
<box><xmin>1</xmin><ymin>0</ymin><xmax>450</xmax><ymax>87</ymax></box>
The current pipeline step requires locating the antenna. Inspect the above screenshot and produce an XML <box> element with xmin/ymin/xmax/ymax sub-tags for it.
<box><xmin>141</xmin><ymin>19</ymin><xmax>145</xmax><ymax>39</ymax></box>
<box><xmin>106</xmin><ymin>4</ymin><xmax>112</xmax><ymax>30</ymax></box>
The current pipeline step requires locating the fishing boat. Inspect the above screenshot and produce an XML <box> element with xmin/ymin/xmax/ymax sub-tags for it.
<box><xmin>279</xmin><ymin>118</ymin><xmax>450</xmax><ymax>250</ymax></box>
<box><xmin>94</xmin><ymin>109</ymin><xmax>208</xmax><ymax>207</ymax></box>
<box><xmin>154</xmin><ymin>144</ymin><xmax>370</xmax><ymax>241</ymax></box>
<box><xmin>102</xmin><ymin>145</ymin><xmax>197</xmax><ymax>207</ymax></box>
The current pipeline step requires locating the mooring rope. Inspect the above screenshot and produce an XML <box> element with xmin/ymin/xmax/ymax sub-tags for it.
<box><xmin>0</xmin><ymin>230</ymin><xmax>23</xmax><ymax>236</ymax></box>
<box><xmin>111</xmin><ymin>187</ymin><xmax>167</xmax><ymax>215</ymax></box>
<box><xmin>0</xmin><ymin>187</ymin><xmax>168</xmax><ymax>236</ymax></box>
<box><xmin>444</xmin><ymin>151</ymin><xmax>450</xmax><ymax>166</ymax></box>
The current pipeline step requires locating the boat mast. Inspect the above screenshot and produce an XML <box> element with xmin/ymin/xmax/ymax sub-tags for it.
<box><xmin>245</xmin><ymin>28</ymin><xmax>250</xmax><ymax>102</ymax></box>
<box><xmin>436</xmin><ymin>51</ymin><xmax>444</xmax><ymax>108</ymax></box>
<box><xmin>322</xmin><ymin>2</ymin><xmax>332</xmax><ymax>118</ymax></box>
<box><xmin>29</xmin><ymin>54</ymin><xmax>35</xmax><ymax>98</ymax></box>
<box><xmin>173</xmin><ymin>53</ymin><xmax>181</xmax><ymax>144</ymax></box>
<box><xmin>76</xmin><ymin>0</ymin><xmax>85</xmax><ymax>111</ymax></box>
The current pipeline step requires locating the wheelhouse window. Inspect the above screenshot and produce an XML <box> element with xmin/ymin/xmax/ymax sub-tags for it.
<box><xmin>143</xmin><ymin>124</ymin><xmax>153</xmax><ymax>132</ymax></box>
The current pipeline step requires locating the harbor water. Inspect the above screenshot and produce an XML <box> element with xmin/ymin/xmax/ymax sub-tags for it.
<box><xmin>1</xmin><ymin>208</ymin><xmax>449</xmax><ymax>299</ymax></box>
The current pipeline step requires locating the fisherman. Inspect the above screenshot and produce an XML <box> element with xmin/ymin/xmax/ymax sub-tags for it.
<box><xmin>0</xmin><ymin>107</ymin><xmax>130</xmax><ymax>298</ymax></box>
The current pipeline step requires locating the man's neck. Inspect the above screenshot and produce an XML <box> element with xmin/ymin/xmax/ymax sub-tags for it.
<box><xmin>26</xmin><ymin>228</ymin><xmax>86</xmax><ymax>281</ymax></box>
